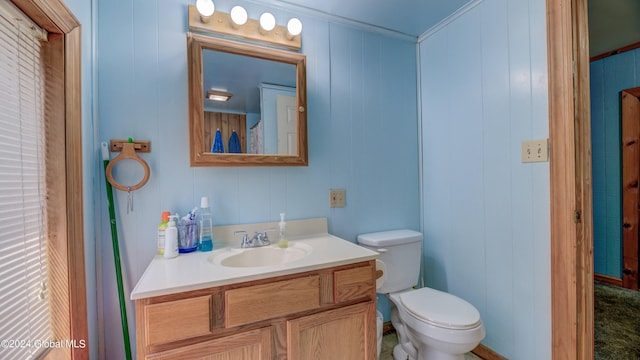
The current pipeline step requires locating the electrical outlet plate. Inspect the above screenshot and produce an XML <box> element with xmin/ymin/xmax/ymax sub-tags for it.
<box><xmin>330</xmin><ymin>189</ymin><xmax>346</xmax><ymax>208</ymax></box>
<box><xmin>521</xmin><ymin>139</ymin><xmax>549</xmax><ymax>163</ymax></box>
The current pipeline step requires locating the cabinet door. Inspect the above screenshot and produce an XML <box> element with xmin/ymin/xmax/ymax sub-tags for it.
<box><xmin>143</xmin><ymin>295</ymin><xmax>214</xmax><ymax>347</ymax></box>
<box><xmin>287</xmin><ymin>302</ymin><xmax>376</xmax><ymax>360</ymax></box>
<box><xmin>146</xmin><ymin>327</ymin><xmax>272</xmax><ymax>360</ymax></box>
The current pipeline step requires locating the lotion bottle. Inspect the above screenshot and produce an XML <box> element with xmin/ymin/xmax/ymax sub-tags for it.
<box><xmin>278</xmin><ymin>213</ymin><xmax>288</xmax><ymax>248</ymax></box>
<box><xmin>164</xmin><ymin>214</ymin><xmax>179</xmax><ymax>258</ymax></box>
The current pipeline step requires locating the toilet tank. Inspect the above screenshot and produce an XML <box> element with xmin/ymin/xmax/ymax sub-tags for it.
<box><xmin>357</xmin><ymin>230</ymin><xmax>423</xmax><ymax>294</ymax></box>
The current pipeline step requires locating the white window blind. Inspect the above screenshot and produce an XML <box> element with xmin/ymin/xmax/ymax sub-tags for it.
<box><xmin>0</xmin><ymin>0</ymin><xmax>50</xmax><ymax>359</ymax></box>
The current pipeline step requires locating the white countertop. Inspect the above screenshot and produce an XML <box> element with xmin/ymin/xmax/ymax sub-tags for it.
<box><xmin>130</xmin><ymin>233</ymin><xmax>379</xmax><ymax>300</ymax></box>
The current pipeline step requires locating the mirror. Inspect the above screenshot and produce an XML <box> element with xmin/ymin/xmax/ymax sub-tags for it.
<box><xmin>187</xmin><ymin>33</ymin><xmax>307</xmax><ymax>166</ymax></box>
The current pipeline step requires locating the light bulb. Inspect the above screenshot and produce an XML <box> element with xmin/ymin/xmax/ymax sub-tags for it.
<box><xmin>230</xmin><ymin>6</ymin><xmax>248</xmax><ymax>27</ymax></box>
<box><xmin>259</xmin><ymin>12</ymin><xmax>276</xmax><ymax>32</ymax></box>
<box><xmin>287</xmin><ymin>18</ymin><xmax>302</xmax><ymax>38</ymax></box>
<box><xmin>196</xmin><ymin>0</ymin><xmax>215</xmax><ymax>23</ymax></box>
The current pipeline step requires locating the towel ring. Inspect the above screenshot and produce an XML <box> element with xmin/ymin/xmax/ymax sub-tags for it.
<box><xmin>106</xmin><ymin>142</ymin><xmax>150</xmax><ymax>191</ymax></box>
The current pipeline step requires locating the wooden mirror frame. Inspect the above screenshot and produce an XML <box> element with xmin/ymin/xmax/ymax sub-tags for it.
<box><xmin>187</xmin><ymin>33</ymin><xmax>308</xmax><ymax>166</ymax></box>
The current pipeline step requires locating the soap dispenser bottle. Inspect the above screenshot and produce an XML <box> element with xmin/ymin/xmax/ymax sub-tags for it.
<box><xmin>157</xmin><ymin>211</ymin><xmax>170</xmax><ymax>255</ymax></box>
<box><xmin>278</xmin><ymin>213</ymin><xmax>288</xmax><ymax>248</ymax></box>
<box><xmin>164</xmin><ymin>214</ymin><xmax>179</xmax><ymax>259</ymax></box>
<box><xmin>198</xmin><ymin>196</ymin><xmax>213</xmax><ymax>252</ymax></box>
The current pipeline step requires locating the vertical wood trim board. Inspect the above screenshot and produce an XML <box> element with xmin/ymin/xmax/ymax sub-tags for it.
<box><xmin>43</xmin><ymin>32</ymin><xmax>72</xmax><ymax>360</ymax></box>
<box><xmin>546</xmin><ymin>0</ymin><xmax>594</xmax><ymax>358</ymax></box>
<box><xmin>65</xmin><ymin>27</ymin><xmax>89</xmax><ymax>360</ymax></box>
<box><xmin>572</xmin><ymin>0</ymin><xmax>594</xmax><ymax>357</ymax></box>
<box><xmin>547</xmin><ymin>0</ymin><xmax>578</xmax><ymax>358</ymax></box>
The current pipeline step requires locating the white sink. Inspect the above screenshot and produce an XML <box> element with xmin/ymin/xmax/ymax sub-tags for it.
<box><xmin>208</xmin><ymin>243</ymin><xmax>312</xmax><ymax>268</ymax></box>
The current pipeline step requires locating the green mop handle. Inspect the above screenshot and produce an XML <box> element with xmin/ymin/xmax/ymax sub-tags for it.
<box><xmin>102</xmin><ymin>142</ymin><xmax>133</xmax><ymax>360</ymax></box>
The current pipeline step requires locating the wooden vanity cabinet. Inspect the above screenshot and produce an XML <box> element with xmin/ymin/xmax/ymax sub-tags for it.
<box><xmin>146</xmin><ymin>327</ymin><xmax>274</xmax><ymax>360</ymax></box>
<box><xmin>287</xmin><ymin>302</ymin><xmax>374</xmax><ymax>359</ymax></box>
<box><xmin>135</xmin><ymin>260</ymin><xmax>377</xmax><ymax>360</ymax></box>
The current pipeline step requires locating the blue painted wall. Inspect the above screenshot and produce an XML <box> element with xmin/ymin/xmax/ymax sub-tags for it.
<box><xmin>79</xmin><ymin>0</ymin><xmax>559</xmax><ymax>358</ymax></box>
<box><xmin>95</xmin><ymin>0</ymin><xmax>419</xmax><ymax>357</ymax></box>
<box><xmin>590</xmin><ymin>48</ymin><xmax>640</xmax><ymax>278</ymax></box>
<box><xmin>419</xmin><ymin>0</ymin><xmax>550</xmax><ymax>358</ymax></box>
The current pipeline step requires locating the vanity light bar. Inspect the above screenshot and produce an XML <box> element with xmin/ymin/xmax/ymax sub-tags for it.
<box><xmin>195</xmin><ymin>0</ymin><xmax>215</xmax><ymax>23</ymax></box>
<box><xmin>230</xmin><ymin>6</ymin><xmax>247</xmax><ymax>28</ymax></box>
<box><xmin>188</xmin><ymin>5</ymin><xmax>302</xmax><ymax>50</ymax></box>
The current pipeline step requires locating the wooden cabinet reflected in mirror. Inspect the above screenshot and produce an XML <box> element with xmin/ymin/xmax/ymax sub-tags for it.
<box><xmin>187</xmin><ymin>33</ymin><xmax>307</xmax><ymax>166</ymax></box>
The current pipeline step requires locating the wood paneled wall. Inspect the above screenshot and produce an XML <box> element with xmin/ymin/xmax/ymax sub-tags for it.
<box><xmin>590</xmin><ymin>48</ymin><xmax>640</xmax><ymax>277</ymax></box>
<box><xmin>204</xmin><ymin>112</ymin><xmax>247</xmax><ymax>153</ymax></box>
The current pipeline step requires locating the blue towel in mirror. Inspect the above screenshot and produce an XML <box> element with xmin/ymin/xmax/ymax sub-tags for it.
<box><xmin>212</xmin><ymin>128</ymin><xmax>225</xmax><ymax>153</ymax></box>
<box><xmin>228</xmin><ymin>130</ymin><xmax>241</xmax><ymax>153</ymax></box>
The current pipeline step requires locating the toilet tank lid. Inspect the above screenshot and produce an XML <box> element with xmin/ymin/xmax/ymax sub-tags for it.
<box><xmin>357</xmin><ymin>229</ymin><xmax>423</xmax><ymax>246</ymax></box>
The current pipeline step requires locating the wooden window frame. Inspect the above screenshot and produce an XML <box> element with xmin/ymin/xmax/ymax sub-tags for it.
<box><xmin>9</xmin><ymin>1</ymin><xmax>88</xmax><ymax>359</ymax></box>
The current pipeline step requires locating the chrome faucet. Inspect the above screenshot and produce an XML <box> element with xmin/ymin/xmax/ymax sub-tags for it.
<box><xmin>235</xmin><ymin>229</ymin><xmax>274</xmax><ymax>248</ymax></box>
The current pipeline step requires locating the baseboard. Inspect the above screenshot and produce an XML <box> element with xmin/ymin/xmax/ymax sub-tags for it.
<box><xmin>383</xmin><ymin>321</ymin><xmax>506</xmax><ymax>359</ymax></box>
<box><xmin>595</xmin><ymin>273</ymin><xmax>623</xmax><ymax>287</ymax></box>
<box><xmin>472</xmin><ymin>343</ymin><xmax>507</xmax><ymax>360</ymax></box>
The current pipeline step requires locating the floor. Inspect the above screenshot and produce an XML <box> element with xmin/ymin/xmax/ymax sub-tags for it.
<box><xmin>594</xmin><ymin>281</ymin><xmax>640</xmax><ymax>359</ymax></box>
<box><xmin>380</xmin><ymin>331</ymin><xmax>483</xmax><ymax>360</ymax></box>
<box><xmin>380</xmin><ymin>281</ymin><xmax>640</xmax><ymax>359</ymax></box>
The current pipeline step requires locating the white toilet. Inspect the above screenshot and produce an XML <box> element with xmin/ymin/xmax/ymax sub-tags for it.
<box><xmin>358</xmin><ymin>230</ymin><xmax>485</xmax><ymax>360</ymax></box>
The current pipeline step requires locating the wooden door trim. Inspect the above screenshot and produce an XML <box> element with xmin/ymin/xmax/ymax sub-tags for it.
<box><xmin>621</xmin><ymin>87</ymin><xmax>640</xmax><ymax>290</ymax></box>
<box><xmin>546</xmin><ymin>0</ymin><xmax>594</xmax><ymax>358</ymax></box>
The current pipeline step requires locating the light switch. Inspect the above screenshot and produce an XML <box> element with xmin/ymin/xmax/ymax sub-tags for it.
<box><xmin>521</xmin><ymin>139</ymin><xmax>549</xmax><ymax>163</ymax></box>
<box><xmin>330</xmin><ymin>189</ymin><xmax>346</xmax><ymax>208</ymax></box>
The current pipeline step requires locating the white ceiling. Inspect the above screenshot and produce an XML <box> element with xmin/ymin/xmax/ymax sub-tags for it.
<box><xmin>270</xmin><ymin>0</ymin><xmax>473</xmax><ymax>36</ymax></box>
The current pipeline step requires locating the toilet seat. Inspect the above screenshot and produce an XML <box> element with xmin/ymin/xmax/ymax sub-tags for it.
<box><xmin>397</xmin><ymin>287</ymin><xmax>481</xmax><ymax>330</ymax></box>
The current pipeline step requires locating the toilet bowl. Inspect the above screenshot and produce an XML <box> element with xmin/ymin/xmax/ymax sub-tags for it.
<box><xmin>357</xmin><ymin>230</ymin><xmax>485</xmax><ymax>360</ymax></box>
<box><xmin>390</xmin><ymin>288</ymin><xmax>485</xmax><ymax>360</ymax></box>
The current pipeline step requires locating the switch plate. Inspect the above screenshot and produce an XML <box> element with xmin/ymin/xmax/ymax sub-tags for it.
<box><xmin>330</xmin><ymin>189</ymin><xmax>346</xmax><ymax>208</ymax></box>
<box><xmin>521</xmin><ymin>139</ymin><xmax>549</xmax><ymax>163</ymax></box>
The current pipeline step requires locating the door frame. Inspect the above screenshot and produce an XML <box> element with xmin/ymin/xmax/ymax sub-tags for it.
<box><xmin>621</xmin><ymin>87</ymin><xmax>640</xmax><ymax>290</ymax></box>
<box><xmin>9</xmin><ymin>1</ymin><xmax>87</xmax><ymax>358</ymax></box>
<box><xmin>546</xmin><ymin>0</ymin><xmax>594</xmax><ymax>358</ymax></box>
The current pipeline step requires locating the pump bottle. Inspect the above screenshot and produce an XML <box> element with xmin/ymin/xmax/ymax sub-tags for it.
<box><xmin>278</xmin><ymin>213</ymin><xmax>288</xmax><ymax>248</ymax></box>
<box><xmin>164</xmin><ymin>215</ymin><xmax>179</xmax><ymax>258</ymax></box>
<box><xmin>157</xmin><ymin>211</ymin><xmax>170</xmax><ymax>255</ymax></box>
